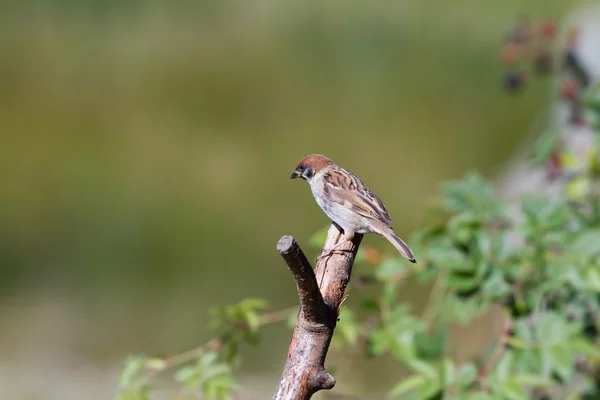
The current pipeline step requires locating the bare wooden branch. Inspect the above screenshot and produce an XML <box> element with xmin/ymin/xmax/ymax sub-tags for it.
<box><xmin>277</xmin><ymin>236</ymin><xmax>327</xmax><ymax>323</ymax></box>
<box><xmin>273</xmin><ymin>224</ymin><xmax>363</xmax><ymax>400</ymax></box>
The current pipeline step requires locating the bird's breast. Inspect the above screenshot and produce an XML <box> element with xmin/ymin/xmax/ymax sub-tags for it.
<box><xmin>309</xmin><ymin>181</ymin><xmax>371</xmax><ymax>234</ymax></box>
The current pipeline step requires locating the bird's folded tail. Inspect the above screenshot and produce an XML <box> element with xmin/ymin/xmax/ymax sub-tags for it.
<box><xmin>381</xmin><ymin>229</ymin><xmax>417</xmax><ymax>263</ymax></box>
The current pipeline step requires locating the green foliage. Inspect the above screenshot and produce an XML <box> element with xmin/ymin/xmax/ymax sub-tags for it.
<box><xmin>383</xmin><ymin>149</ymin><xmax>600</xmax><ymax>399</ymax></box>
<box><xmin>210</xmin><ymin>297</ymin><xmax>269</xmax><ymax>356</ymax></box>
<box><xmin>117</xmin><ymin>356</ymin><xmax>153</xmax><ymax>400</ymax></box>
<box><xmin>173</xmin><ymin>351</ymin><xmax>237</xmax><ymax>399</ymax></box>
<box><xmin>116</xmin><ymin>299</ymin><xmax>274</xmax><ymax>400</ymax></box>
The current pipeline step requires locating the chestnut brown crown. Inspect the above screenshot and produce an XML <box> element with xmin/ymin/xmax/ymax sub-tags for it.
<box><xmin>290</xmin><ymin>154</ymin><xmax>336</xmax><ymax>180</ymax></box>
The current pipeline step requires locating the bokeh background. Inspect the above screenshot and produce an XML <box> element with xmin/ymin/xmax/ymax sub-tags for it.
<box><xmin>0</xmin><ymin>0</ymin><xmax>588</xmax><ymax>399</ymax></box>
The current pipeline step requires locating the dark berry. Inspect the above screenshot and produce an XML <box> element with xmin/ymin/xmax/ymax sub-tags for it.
<box><xmin>502</xmin><ymin>71</ymin><xmax>525</xmax><ymax>93</ymax></box>
<box><xmin>564</xmin><ymin>50</ymin><xmax>579</xmax><ymax>69</ymax></box>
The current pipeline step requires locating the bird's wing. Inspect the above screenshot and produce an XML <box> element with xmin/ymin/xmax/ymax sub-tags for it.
<box><xmin>322</xmin><ymin>167</ymin><xmax>393</xmax><ymax>226</ymax></box>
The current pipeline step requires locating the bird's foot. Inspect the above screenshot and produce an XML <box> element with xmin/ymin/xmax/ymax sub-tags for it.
<box><xmin>317</xmin><ymin>240</ymin><xmax>353</xmax><ymax>262</ymax></box>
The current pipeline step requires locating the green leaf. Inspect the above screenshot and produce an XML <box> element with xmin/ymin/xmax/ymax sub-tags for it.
<box><xmin>245</xmin><ymin>310</ymin><xmax>261</xmax><ymax>333</ymax></box>
<box><xmin>500</xmin><ymin>380</ymin><xmax>529</xmax><ymax>400</ymax></box>
<box><xmin>440</xmin><ymin>358</ymin><xmax>455</xmax><ymax>387</ymax></box>
<box><xmin>203</xmin><ymin>363</ymin><xmax>232</xmax><ymax>381</ymax></box>
<box><xmin>512</xmin><ymin>374</ymin><xmax>552</xmax><ymax>387</ymax></box>
<box><xmin>494</xmin><ymin>351</ymin><xmax>513</xmax><ymax>382</ymax></box>
<box><xmin>540</xmin><ymin>347</ymin><xmax>553</xmax><ymax>378</ymax></box>
<box><xmin>455</xmin><ymin>363</ymin><xmax>477</xmax><ymax>389</ymax></box>
<box><xmin>585</xmin><ymin>268</ymin><xmax>600</xmax><ymax>291</ymax></box>
<box><xmin>454</xmin><ymin>227</ymin><xmax>473</xmax><ymax>245</ymax></box>
<box><xmin>447</xmin><ymin>254</ymin><xmax>475</xmax><ymax>273</ymax></box>
<box><xmin>119</xmin><ymin>356</ymin><xmax>147</xmax><ymax>388</ymax></box>
<box><xmin>448</xmin><ymin>274</ymin><xmax>479</xmax><ymax>292</ymax></box>
<box><xmin>406</xmin><ymin>359</ymin><xmax>438</xmax><ymax>380</ymax></box>
<box><xmin>416</xmin><ymin>382</ymin><xmax>442</xmax><ymax>400</ymax></box>
<box><xmin>521</xmin><ymin>196</ymin><xmax>567</xmax><ymax>227</ymax></box>
<box><xmin>570</xmin><ymin>229</ymin><xmax>600</xmax><ymax>259</ymax></box>
<box><xmin>536</xmin><ymin>312</ymin><xmax>569</xmax><ymax>346</ymax></box>
<box><xmin>389</xmin><ymin>374</ymin><xmax>429</xmax><ymax>397</ymax></box>
<box><xmin>174</xmin><ymin>365</ymin><xmax>200</xmax><ymax>384</ymax></box>
<box><xmin>513</xmin><ymin>319</ymin><xmax>534</xmax><ymax>343</ymax></box>
<box><xmin>481</xmin><ymin>270</ymin><xmax>511</xmax><ymax>300</ymax></box>
<box><xmin>442</xmin><ymin>171</ymin><xmax>497</xmax><ymax>215</ymax></box>
<box><xmin>203</xmin><ymin>374</ymin><xmax>237</xmax><ymax>400</ymax></box>
<box><xmin>414</xmin><ymin>330</ymin><xmax>447</xmax><ymax>360</ymax></box>
<box><xmin>548</xmin><ymin>345</ymin><xmax>574</xmax><ymax>381</ymax></box>
<box><xmin>447</xmin><ymin>211</ymin><xmax>480</xmax><ymax>241</ymax></box>
<box><xmin>237</xmin><ymin>297</ymin><xmax>269</xmax><ymax>313</ymax></box>
<box><xmin>200</xmin><ymin>351</ymin><xmax>219</xmax><ymax>368</ymax></box>
<box><xmin>390</xmin><ymin>334</ymin><xmax>417</xmax><ymax>361</ymax></box>
<box><xmin>475</xmin><ymin>260</ymin><xmax>490</xmax><ymax>279</ymax></box>
<box><xmin>571</xmin><ymin>338</ymin><xmax>600</xmax><ymax>360</ymax></box>
<box><xmin>531</xmin><ymin>128</ymin><xmax>560</xmax><ymax>165</ymax></box>
<box><xmin>475</xmin><ymin>231</ymin><xmax>491</xmax><ymax>256</ymax></box>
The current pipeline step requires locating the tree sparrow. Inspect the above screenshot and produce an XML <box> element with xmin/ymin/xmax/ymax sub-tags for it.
<box><xmin>290</xmin><ymin>154</ymin><xmax>416</xmax><ymax>263</ymax></box>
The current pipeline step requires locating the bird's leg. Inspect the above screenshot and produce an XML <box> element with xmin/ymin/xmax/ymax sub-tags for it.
<box><xmin>318</xmin><ymin>228</ymin><xmax>355</xmax><ymax>261</ymax></box>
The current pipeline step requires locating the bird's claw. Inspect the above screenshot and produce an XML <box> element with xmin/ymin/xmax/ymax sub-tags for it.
<box><xmin>317</xmin><ymin>248</ymin><xmax>353</xmax><ymax>262</ymax></box>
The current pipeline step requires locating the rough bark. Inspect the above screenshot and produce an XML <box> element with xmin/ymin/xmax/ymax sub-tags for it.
<box><xmin>273</xmin><ymin>224</ymin><xmax>363</xmax><ymax>400</ymax></box>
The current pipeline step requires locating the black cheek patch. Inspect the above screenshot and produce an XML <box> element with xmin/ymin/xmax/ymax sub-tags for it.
<box><xmin>304</xmin><ymin>167</ymin><xmax>314</xmax><ymax>179</ymax></box>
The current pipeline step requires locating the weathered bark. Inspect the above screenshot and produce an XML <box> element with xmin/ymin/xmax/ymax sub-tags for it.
<box><xmin>273</xmin><ymin>224</ymin><xmax>363</xmax><ymax>400</ymax></box>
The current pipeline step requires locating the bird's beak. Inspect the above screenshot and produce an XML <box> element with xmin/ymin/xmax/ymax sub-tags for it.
<box><xmin>289</xmin><ymin>169</ymin><xmax>301</xmax><ymax>179</ymax></box>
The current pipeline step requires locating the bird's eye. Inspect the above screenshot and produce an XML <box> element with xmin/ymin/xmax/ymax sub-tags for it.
<box><xmin>298</xmin><ymin>165</ymin><xmax>305</xmax><ymax>171</ymax></box>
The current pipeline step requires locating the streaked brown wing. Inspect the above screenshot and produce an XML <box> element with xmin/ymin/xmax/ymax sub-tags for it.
<box><xmin>323</xmin><ymin>168</ymin><xmax>393</xmax><ymax>226</ymax></box>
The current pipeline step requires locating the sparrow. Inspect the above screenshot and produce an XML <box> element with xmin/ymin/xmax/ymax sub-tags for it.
<box><xmin>290</xmin><ymin>154</ymin><xmax>416</xmax><ymax>263</ymax></box>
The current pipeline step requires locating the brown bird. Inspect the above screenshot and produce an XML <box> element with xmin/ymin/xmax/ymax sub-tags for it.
<box><xmin>290</xmin><ymin>154</ymin><xmax>416</xmax><ymax>263</ymax></box>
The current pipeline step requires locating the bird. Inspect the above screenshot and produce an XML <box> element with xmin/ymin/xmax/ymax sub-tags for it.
<box><xmin>290</xmin><ymin>154</ymin><xmax>416</xmax><ymax>263</ymax></box>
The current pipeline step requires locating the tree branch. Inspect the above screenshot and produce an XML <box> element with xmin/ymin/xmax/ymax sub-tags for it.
<box><xmin>273</xmin><ymin>224</ymin><xmax>363</xmax><ymax>400</ymax></box>
<box><xmin>277</xmin><ymin>236</ymin><xmax>327</xmax><ymax>323</ymax></box>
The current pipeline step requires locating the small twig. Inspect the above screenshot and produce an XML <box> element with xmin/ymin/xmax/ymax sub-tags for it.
<box><xmin>258</xmin><ymin>307</ymin><xmax>298</xmax><ymax>325</ymax></box>
<box><xmin>143</xmin><ymin>339</ymin><xmax>221</xmax><ymax>383</ymax></box>
<box><xmin>162</xmin><ymin>339</ymin><xmax>221</xmax><ymax>369</ymax></box>
<box><xmin>143</xmin><ymin>307</ymin><xmax>297</xmax><ymax>382</ymax></box>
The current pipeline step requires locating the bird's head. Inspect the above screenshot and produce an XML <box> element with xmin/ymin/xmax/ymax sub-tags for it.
<box><xmin>289</xmin><ymin>154</ymin><xmax>335</xmax><ymax>182</ymax></box>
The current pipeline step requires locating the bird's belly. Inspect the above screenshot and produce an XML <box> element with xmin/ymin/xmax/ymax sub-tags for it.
<box><xmin>315</xmin><ymin>196</ymin><xmax>371</xmax><ymax>234</ymax></box>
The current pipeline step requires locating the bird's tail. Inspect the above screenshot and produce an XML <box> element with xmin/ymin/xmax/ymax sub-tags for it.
<box><xmin>380</xmin><ymin>227</ymin><xmax>417</xmax><ymax>263</ymax></box>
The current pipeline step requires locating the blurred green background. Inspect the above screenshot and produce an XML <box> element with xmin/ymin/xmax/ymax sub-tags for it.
<box><xmin>0</xmin><ymin>0</ymin><xmax>580</xmax><ymax>398</ymax></box>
